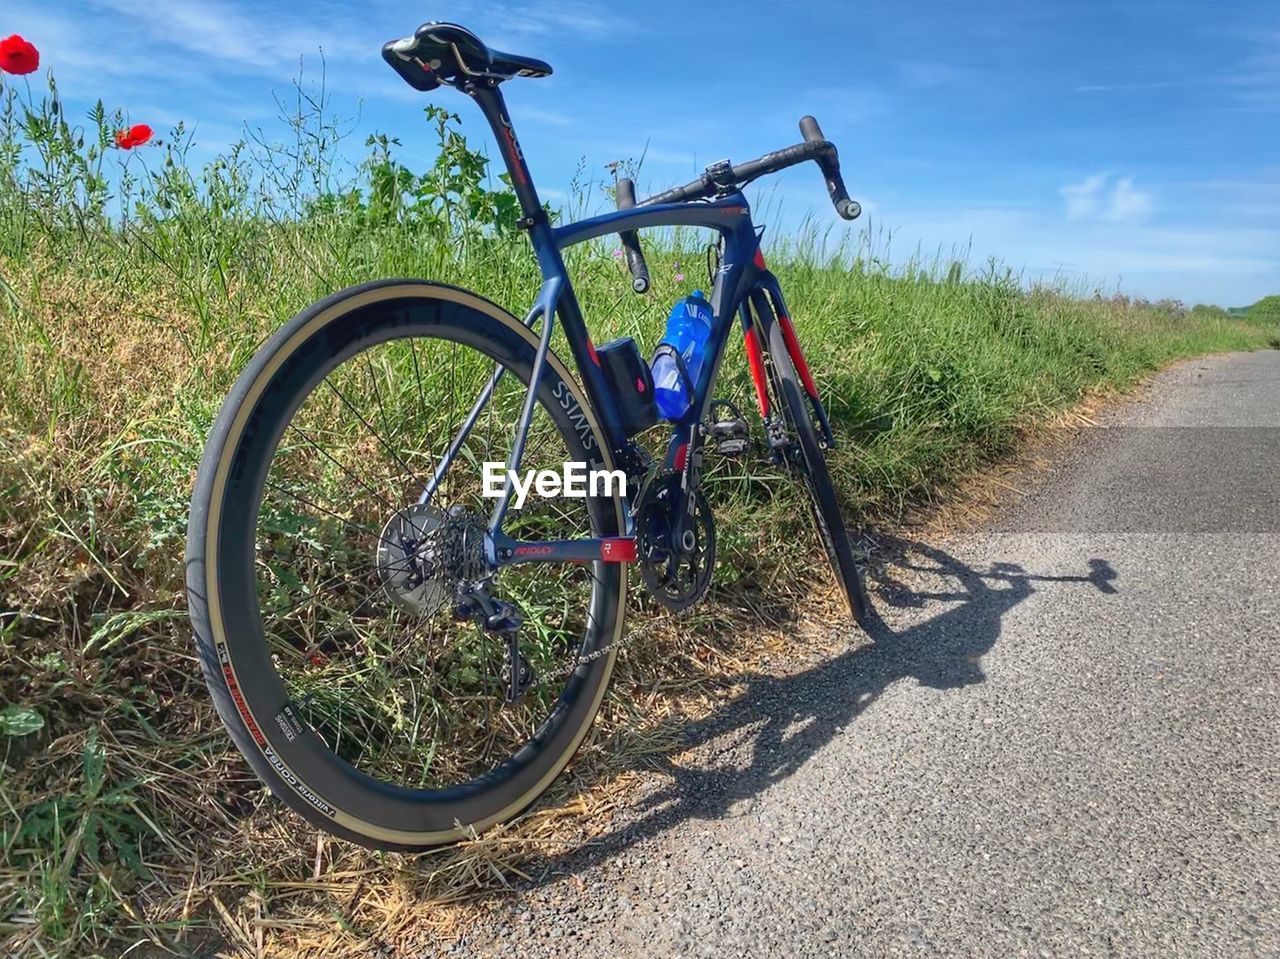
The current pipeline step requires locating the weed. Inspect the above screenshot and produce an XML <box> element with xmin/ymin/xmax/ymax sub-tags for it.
<box><xmin>0</xmin><ymin>58</ymin><xmax>1275</xmax><ymax>959</ymax></box>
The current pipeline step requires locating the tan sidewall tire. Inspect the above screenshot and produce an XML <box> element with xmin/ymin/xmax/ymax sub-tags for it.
<box><xmin>186</xmin><ymin>280</ymin><xmax>626</xmax><ymax>849</ymax></box>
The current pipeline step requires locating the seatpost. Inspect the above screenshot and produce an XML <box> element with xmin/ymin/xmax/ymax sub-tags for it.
<box><xmin>467</xmin><ymin>82</ymin><xmax>544</xmax><ymax>227</ymax></box>
<box><xmin>465</xmin><ymin>80</ymin><xmax>575</xmax><ymax>307</ymax></box>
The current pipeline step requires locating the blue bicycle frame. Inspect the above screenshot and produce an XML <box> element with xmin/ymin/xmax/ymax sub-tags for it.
<box><xmin>426</xmin><ymin>84</ymin><xmax>822</xmax><ymax>572</ymax></box>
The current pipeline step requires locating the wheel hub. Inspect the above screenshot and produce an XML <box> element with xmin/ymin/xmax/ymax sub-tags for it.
<box><xmin>376</xmin><ymin>503</ymin><xmax>450</xmax><ymax>617</ymax></box>
<box><xmin>376</xmin><ymin>503</ymin><xmax>487</xmax><ymax>617</ymax></box>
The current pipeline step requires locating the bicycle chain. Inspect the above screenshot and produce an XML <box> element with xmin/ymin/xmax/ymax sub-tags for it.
<box><xmin>523</xmin><ymin>614</ymin><xmax>673</xmax><ymax>692</ymax></box>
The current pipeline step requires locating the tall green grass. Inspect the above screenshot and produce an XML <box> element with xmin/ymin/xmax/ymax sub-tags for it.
<box><xmin>0</xmin><ymin>67</ymin><xmax>1275</xmax><ymax>958</ymax></box>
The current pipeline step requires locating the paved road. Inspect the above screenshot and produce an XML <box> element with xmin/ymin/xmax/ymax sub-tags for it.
<box><xmin>460</xmin><ymin>351</ymin><xmax>1280</xmax><ymax>958</ymax></box>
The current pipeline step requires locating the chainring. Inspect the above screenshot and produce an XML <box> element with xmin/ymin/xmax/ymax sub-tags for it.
<box><xmin>636</xmin><ymin>474</ymin><xmax>715</xmax><ymax>611</ymax></box>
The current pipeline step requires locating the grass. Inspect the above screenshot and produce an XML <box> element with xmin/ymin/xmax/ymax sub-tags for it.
<box><xmin>1</xmin><ymin>67</ymin><xmax>1277</xmax><ymax>959</ymax></box>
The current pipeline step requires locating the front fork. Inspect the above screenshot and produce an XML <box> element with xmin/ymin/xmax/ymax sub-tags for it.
<box><xmin>741</xmin><ymin>280</ymin><xmax>836</xmax><ymax>452</ymax></box>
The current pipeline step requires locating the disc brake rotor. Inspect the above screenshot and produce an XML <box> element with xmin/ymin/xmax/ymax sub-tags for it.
<box><xmin>376</xmin><ymin>503</ymin><xmax>450</xmax><ymax>617</ymax></box>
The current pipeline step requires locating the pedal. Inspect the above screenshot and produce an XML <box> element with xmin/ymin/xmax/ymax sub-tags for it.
<box><xmin>711</xmin><ymin>417</ymin><xmax>750</xmax><ymax>455</ymax></box>
<box><xmin>709</xmin><ymin>399</ymin><xmax>750</xmax><ymax>456</ymax></box>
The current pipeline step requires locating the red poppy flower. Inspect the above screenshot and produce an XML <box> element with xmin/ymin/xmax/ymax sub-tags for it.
<box><xmin>114</xmin><ymin>124</ymin><xmax>153</xmax><ymax>149</ymax></box>
<box><xmin>0</xmin><ymin>35</ymin><xmax>40</xmax><ymax>75</ymax></box>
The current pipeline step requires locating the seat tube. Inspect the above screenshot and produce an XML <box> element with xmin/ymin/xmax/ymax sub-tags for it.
<box><xmin>469</xmin><ymin>82</ymin><xmax>542</xmax><ymax>223</ymax></box>
<box><xmin>468</xmin><ymin>79</ymin><xmax>628</xmax><ymax>451</ymax></box>
<box><xmin>468</xmin><ymin>81</ymin><xmax>566</xmax><ymax>282</ymax></box>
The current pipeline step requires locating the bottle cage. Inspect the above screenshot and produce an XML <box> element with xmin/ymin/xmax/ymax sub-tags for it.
<box><xmin>652</xmin><ymin>342</ymin><xmax>696</xmax><ymax>395</ymax></box>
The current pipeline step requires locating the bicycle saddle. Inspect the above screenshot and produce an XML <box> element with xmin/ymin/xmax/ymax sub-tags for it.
<box><xmin>383</xmin><ymin>22</ymin><xmax>553</xmax><ymax>92</ymax></box>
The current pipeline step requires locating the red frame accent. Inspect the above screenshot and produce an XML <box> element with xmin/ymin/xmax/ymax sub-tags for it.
<box><xmin>600</xmin><ymin>538</ymin><xmax>637</xmax><ymax>562</ymax></box>
<box><xmin>673</xmin><ymin>442</ymin><xmax>689</xmax><ymax>471</ymax></box>
<box><xmin>743</xmin><ymin>326</ymin><xmax>770</xmax><ymax>417</ymax></box>
<box><xmin>779</xmin><ymin>314</ymin><xmax>819</xmax><ymax>400</ymax></box>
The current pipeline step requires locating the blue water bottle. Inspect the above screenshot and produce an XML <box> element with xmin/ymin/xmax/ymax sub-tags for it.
<box><xmin>651</xmin><ymin>290</ymin><xmax>713</xmax><ymax>421</ymax></box>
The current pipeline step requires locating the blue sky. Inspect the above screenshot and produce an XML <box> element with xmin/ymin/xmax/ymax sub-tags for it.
<box><xmin>8</xmin><ymin>0</ymin><xmax>1279</xmax><ymax>306</ymax></box>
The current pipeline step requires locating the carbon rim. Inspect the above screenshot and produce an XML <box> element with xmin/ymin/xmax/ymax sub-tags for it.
<box><xmin>190</xmin><ymin>282</ymin><xmax>626</xmax><ymax>844</ymax></box>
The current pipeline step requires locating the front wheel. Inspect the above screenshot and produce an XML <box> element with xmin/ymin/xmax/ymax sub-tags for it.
<box><xmin>186</xmin><ymin>280</ymin><xmax>626</xmax><ymax>850</ymax></box>
<box><xmin>763</xmin><ymin>317</ymin><xmax>870</xmax><ymax>625</ymax></box>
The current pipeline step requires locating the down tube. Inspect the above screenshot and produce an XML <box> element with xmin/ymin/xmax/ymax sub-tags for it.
<box><xmin>685</xmin><ymin>219</ymin><xmax>764</xmax><ymax>427</ymax></box>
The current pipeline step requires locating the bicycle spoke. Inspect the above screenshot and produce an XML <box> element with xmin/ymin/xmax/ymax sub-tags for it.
<box><xmin>259</xmin><ymin>551</ymin><xmax>415</xmax><ymax>630</ymax></box>
<box><xmin>322</xmin><ymin>376</ymin><xmax>425</xmax><ymax>496</ymax></box>
<box><xmin>251</xmin><ymin>324</ymin><xmax>607</xmax><ymax>792</ymax></box>
<box><xmin>263</xmin><ymin>478</ymin><xmax>390</xmax><ymax>547</ymax></box>
<box><xmin>285</xmin><ymin>422</ymin><xmax>408</xmax><ymax>520</ymax></box>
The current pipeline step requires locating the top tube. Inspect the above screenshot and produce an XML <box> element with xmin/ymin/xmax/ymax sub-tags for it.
<box><xmin>553</xmin><ymin>193</ymin><xmax>752</xmax><ymax>250</ymax></box>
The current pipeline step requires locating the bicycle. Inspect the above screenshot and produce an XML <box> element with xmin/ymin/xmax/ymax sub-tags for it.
<box><xmin>186</xmin><ymin>21</ymin><xmax>870</xmax><ymax>850</ymax></box>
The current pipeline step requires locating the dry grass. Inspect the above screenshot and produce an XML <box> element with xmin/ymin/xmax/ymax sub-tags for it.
<box><xmin>2</xmin><ymin>123</ymin><xmax>1276</xmax><ymax>957</ymax></box>
<box><xmin>0</xmin><ymin>271</ymin><xmax>844</xmax><ymax>953</ymax></box>
<box><xmin>2</xmin><ymin>591</ymin><xmax>837</xmax><ymax>958</ymax></box>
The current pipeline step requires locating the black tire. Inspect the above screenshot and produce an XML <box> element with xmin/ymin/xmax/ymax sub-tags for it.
<box><xmin>186</xmin><ymin>280</ymin><xmax>627</xmax><ymax>850</ymax></box>
<box><xmin>763</xmin><ymin>318</ymin><xmax>870</xmax><ymax>625</ymax></box>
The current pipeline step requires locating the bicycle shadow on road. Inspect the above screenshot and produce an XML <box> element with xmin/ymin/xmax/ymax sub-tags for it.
<box><xmin>526</xmin><ymin>536</ymin><xmax>1118</xmax><ymax>885</ymax></box>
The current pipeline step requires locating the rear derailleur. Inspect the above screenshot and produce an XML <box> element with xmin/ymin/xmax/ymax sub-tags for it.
<box><xmin>377</xmin><ymin>503</ymin><xmax>534</xmax><ymax>703</ymax></box>
<box><xmin>454</xmin><ymin>584</ymin><xmax>534</xmax><ymax>703</ymax></box>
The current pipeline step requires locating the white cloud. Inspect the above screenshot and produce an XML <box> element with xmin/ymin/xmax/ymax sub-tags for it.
<box><xmin>88</xmin><ymin>0</ymin><xmax>368</xmax><ymax>72</ymax></box>
<box><xmin>1073</xmin><ymin>80</ymin><xmax>1181</xmax><ymax>94</ymax></box>
<box><xmin>1060</xmin><ymin>172</ymin><xmax>1153</xmax><ymax>223</ymax></box>
<box><xmin>1104</xmin><ymin>176</ymin><xmax>1153</xmax><ymax>222</ymax></box>
<box><xmin>77</xmin><ymin>0</ymin><xmax>638</xmax><ymax>96</ymax></box>
<box><xmin>485</xmin><ymin>1</ymin><xmax>636</xmax><ymax>41</ymax></box>
<box><xmin>1061</xmin><ymin>173</ymin><xmax>1109</xmax><ymax>219</ymax></box>
<box><xmin>1221</xmin><ymin>27</ymin><xmax>1280</xmax><ymax>110</ymax></box>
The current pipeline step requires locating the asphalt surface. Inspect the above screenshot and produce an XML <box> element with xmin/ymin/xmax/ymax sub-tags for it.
<box><xmin>458</xmin><ymin>351</ymin><xmax>1280</xmax><ymax>958</ymax></box>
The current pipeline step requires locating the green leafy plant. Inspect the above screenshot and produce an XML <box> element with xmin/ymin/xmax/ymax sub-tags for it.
<box><xmin>0</xmin><ymin>36</ymin><xmax>1274</xmax><ymax>959</ymax></box>
<box><xmin>0</xmin><ymin>705</ymin><xmax>44</xmax><ymax>737</ymax></box>
<box><xmin>360</xmin><ymin>106</ymin><xmax>519</xmax><ymax>233</ymax></box>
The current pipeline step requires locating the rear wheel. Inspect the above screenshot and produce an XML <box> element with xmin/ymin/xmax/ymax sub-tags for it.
<box><xmin>760</xmin><ymin>313</ymin><xmax>870</xmax><ymax>624</ymax></box>
<box><xmin>186</xmin><ymin>280</ymin><xmax>626</xmax><ymax>850</ymax></box>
